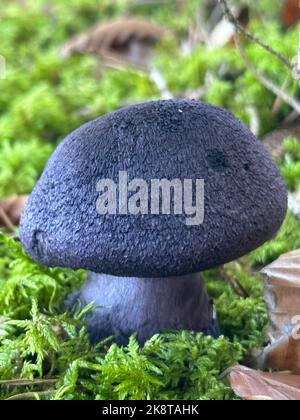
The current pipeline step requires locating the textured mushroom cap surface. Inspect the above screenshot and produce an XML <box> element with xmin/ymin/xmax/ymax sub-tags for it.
<box><xmin>20</xmin><ymin>100</ymin><xmax>287</xmax><ymax>277</ymax></box>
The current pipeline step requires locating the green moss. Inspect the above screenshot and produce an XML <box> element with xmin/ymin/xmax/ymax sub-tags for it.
<box><xmin>280</xmin><ymin>138</ymin><xmax>300</xmax><ymax>191</ymax></box>
<box><xmin>205</xmin><ymin>262</ymin><xmax>268</xmax><ymax>351</ymax></box>
<box><xmin>249</xmin><ymin>212</ymin><xmax>300</xmax><ymax>266</ymax></box>
<box><xmin>0</xmin><ymin>0</ymin><xmax>299</xmax><ymax>400</ymax></box>
<box><xmin>0</xmin><ymin>139</ymin><xmax>53</xmax><ymax>197</ymax></box>
<box><xmin>0</xmin><ymin>233</ymin><xmax>254</xmax><ymax>400</ymax></box>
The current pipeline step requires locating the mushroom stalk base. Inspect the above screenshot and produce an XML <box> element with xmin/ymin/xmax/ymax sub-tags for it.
<box><xmin>66</xmin><ymin>272</ymin><xmax>219</xmax><ymax>345</ymax></box>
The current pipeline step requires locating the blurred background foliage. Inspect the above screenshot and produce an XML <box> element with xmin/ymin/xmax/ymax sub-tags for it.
<box><xmin>0</xmin><ymin>0</ymin><xmax>299</xmax><ymax>400</ymax></box>
<box><xmin>0</xmin><ymin>0</ymin><xmax>299</xmax><ymax>196</ymax></box>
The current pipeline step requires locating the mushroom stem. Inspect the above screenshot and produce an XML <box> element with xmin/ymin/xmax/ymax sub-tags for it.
<box><xmin>66</xmin><ymin>272</ymin><xmax>219</xmax><ymax>344</ymax></box>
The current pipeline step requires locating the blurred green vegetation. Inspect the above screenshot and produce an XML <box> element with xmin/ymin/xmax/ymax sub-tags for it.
<box><xmin>0</xmin><ymin>0</ymin><xmax>299</xmax><ymax>400</ymax></box>
<box><xmin>0</xmin><ymin>0</ymin><xmax>299</xmax><ymax>196</ymax></box>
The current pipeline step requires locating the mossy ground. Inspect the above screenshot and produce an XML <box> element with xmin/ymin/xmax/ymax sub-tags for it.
<box><xmin>0</xmin><ymin>0</ymin><xmax>299</xmax><ymax>400</ymax></box>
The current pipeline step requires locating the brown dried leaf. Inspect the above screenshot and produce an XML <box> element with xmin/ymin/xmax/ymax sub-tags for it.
<box><xmin>281</xmin><ymin>0</ymin><xmax>300</xmax><ymax>28</ymax></box>
<box><xmin>0</xmin><ymin>195</ymin><xmax>28</xmax><ymax>229</ymax></box>
<box><xmin>229</xmin><ymin>365</ymin><xmax>300</xmax><ymax>401</ymax></box>
<box><xmin>262</xmin><ymin>124</ymin><xmax>300</xmax><ymax>161</ymax></box>
<box><xmin>254</xmin><ymin>250</ymin><xmax>300</xmax><ymax>374</ymax></box>
<box><xmin>260</xmin><ymin>334</ymin><xmax>300</xmax><ymax>375</ymax></box>
<box><xmin>261</xmin><ymin>249</ymin><xmax>300</xmax><ymax>341</ymax></box>
<box><xmin>60</xmin><ymin>18</ymin><xmax>169</xmax><ymax>66</ymax></box>
<box><xmin>237</xmin><ymin>7</ymin><xmax>250</xmax><ymax>28</ymax></box>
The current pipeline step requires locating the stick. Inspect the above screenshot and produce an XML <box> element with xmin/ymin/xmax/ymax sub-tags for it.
<box><xmin>272</xmin><ymin>77</ymin><xmax>292</xmax><ymax>116</ymax></box>
<box><xmin>218</xmin><ymin>0</ymin><xmax>293</xmax><ymax>71</ymax></box>
<box><xmin>234</xmin><ymin>33</ymin><xmax>300</xmax><ymax>115</ymax></box>
<box><xmin>220</xmin><ymin>266</ymin><xmax>249</xmax><ymax>299</ymax></box>
<box><xmin>0</xmin><ymin>379</ymin><xmax>58</xmax><ymax>387</ymax></box>
<box><xmin>6</xmin><ymin>390</ymin><xmax>55</xmax><ymax>400</ymax></box>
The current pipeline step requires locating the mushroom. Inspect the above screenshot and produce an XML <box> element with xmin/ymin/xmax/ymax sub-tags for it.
<box><xmin>20</xmin><ymin>100</ymin><xmax>287</xmax><ymax>344</ymax></box>
<box><xmin>60</xmin><ymin>18</ymin><xmax>169</xmax><ymax>67</ymax></box>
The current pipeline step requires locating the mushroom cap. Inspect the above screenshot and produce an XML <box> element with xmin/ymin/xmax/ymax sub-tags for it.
<box><xmin>20</xmin><ymin>100</ymin><xmax>287</xmax><ymax>277</ymax></box>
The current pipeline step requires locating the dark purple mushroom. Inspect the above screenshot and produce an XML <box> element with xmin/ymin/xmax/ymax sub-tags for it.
<box><xmin>20</xmin><ymin>99</ymin><xmax>287</xmax><ymax>344</ymax></box>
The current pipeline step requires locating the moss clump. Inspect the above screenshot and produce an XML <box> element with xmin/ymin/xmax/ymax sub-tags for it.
<box><xmin>280</xmin><ymin>138</ymin><xmax>300</xmax><ymax>191</ymax></box>
<box><xmin>0</xmin><ymin>232</ymin><xmax>265</xmax><ymax>400</ymax></box>
<box><xmin>249</xmin><ymin>212</ymin><xmax>300</xmax><ymax>266</ymax></box>
<box><xmin>0</xmin><ymin>139</ymin><xmax>53</xmax><ymax>197</ymax></box>
<box><xmin>2</xmin><ymin>213</ymin><xmax>297</xmax><ymax>399</ymax></box>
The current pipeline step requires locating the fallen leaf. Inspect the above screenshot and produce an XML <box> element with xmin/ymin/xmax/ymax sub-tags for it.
<box><xmin>60</xmin><ymin>18</ymin><xmax>169</xmax><ymax>66</ymax></box>
<box><xmin>281</xmin><ymin>0</ymin><xmax>300</xmax><ymax>28</ymax></box>
<box><xmin>253</xmin><ymin>250</ymin><xmax>300</xmax><ymax>374</ymax></box>
<box><xmin>261</xmin><ymin>249</ymin><xmax>300</xmax><ymax>341</ymax></box>
<box><xmin>0</xmin><ymin>195</ymin><xmax>28</xmax><ymax>229</ymax></box>
<box><xmin>259</xmin><ymin>334</ymin><xmax>300</xmax><ymax>375</ymax></box>
<box><xmin>229</xmin><ymin>365</ymin><xmax>300</xmax><ymax>401</ymax></box>
<box><xmin>262</xmin><ymin>123</ymin><xmax>300</xmax><ymax>161</ymax></box>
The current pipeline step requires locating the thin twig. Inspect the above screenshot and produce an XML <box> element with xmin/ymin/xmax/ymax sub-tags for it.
<box><xmin>246</xmin><ymin>105</ymin><xmax>260</xmax><ymax>136</ymax></box>
<box><xmin>234</xmin><ymin>33</ymin><xmax>300</xmax><ymax>115</ymax></box>
<box><xmin>6</xmin><ymin>390</ymin><xmax>55</xmax><ymax>401</ymax></box>
<box><xmin>220</xmin><ymin>266</ymin><xmax>249</xmax><ymax>299</ymax></box>
<box><xmin>0</xmin><ymin>379</ymin><xmax>58</xmax><ymax>387</ymax></box>
<box><xmin>272</xmin><ymin>77</ymin><xmax>292</xmax><ymax>116</ymax></box>
<box><xmin>150</xmin><ymin>67</ymin><xmax>173</xmax><ymax>99</ymax></box>
<box><xmin>218</xmin><ymin>0</ymin><xmax>293</xmax><ymax>71</ymax></box>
